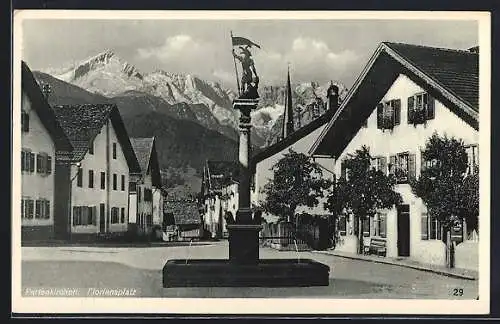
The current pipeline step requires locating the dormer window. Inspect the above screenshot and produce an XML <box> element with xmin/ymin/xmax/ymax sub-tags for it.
<box><xmin>408</xmin><ymin>92</ymin><xmax>435</xmax><ymax>125</ymax></box>
<box><xmin>21</xmin><ymin>111</ymin><xmax>30</xmax><ymax>132</ymax></box>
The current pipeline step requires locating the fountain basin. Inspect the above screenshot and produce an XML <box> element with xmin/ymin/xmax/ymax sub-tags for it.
<box><xmin>163</xmin><ymin>258</ymin><xmax>330</xmax><ymax>287</ymax></box>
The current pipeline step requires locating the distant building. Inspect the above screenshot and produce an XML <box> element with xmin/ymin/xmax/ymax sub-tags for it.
<box><xmin>164</xmin><ymin>198</ymin><xmax>202</xmax><ymax>241</ymax></box>
<box><xmin>20</xmin><ymin>61</ymin><xmax>73</xmax><ymax>241</ymax></box>
<box><xmin>310</xmin><ymin>42</ymin><xmax>479</xmax><ymax>270</ymax></box>
<box><xmin>200</xmin><ymin>160</ymin><xmax>239</xmax><ymax>239</ymax></box>
<box><xmin>129</xmin><ymin>137</ymin><xmax>163</xmax><ymax>238</ymax></box>
<box><xmin>52</xmin><ymin>103</ymin><xmax>141</xmax><ymax>240</ymax></box>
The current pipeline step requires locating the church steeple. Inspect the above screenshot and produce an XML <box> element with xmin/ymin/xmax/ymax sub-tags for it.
<box><xmin>282</xmin><ymin>65</ymin><xmax>294</xmax><ymax>139</ymax></box>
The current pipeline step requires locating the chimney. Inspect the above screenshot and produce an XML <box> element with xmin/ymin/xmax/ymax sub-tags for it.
<box><xmin>326</xmin><ymin>81</ymin><xmax>339</xmax><ymax>112</ymax></box>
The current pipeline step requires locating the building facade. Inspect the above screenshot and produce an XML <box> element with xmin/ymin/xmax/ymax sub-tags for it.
<box><xmin>129</xmin><ymin>137</ymin><xmax>162</xmax><ymax>238</ymax></box>
<box><xmin>311</xmin><ymin>42</ymin><xmax>479</xmax><ymax>269</ymax></box>
<box><xmin>20</xmin><ymin>61</ymin><xmax>73</xmax><ymax>241</ymax></box>
<box><xmin>52</xmin><ymin>104</ymin><xmax>141</xmax><ymax>240</ymax></box>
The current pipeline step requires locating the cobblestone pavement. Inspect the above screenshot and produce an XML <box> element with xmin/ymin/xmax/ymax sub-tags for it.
<box><xmin>21</xmin><ymin>241</ymin><xmax>478</xmax><ymax>299</ymax></box>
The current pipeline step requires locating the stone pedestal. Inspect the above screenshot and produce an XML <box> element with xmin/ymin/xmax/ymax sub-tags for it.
<box><xmin>228</xmin><ymin>223</ymin><xmax>263</xmax><ymax>264</ymax></box>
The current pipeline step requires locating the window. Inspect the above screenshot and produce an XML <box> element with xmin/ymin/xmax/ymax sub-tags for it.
<box><xmin>100</xmin><ymin>172</ymin><xmax>105</xmax><ymax>189</ymax></box>
<box><xmin>389</xmin><ymin>152</ymin><xmax>416</xmax><ymax>183</ymax></box>
<box><xmin>76</xmin><ymin>167</ymin><xmax>83</xmax><ymax>187</ymax></box>
<box><xmin>34</xmin><ymin>199</ymin><xmax>50</xmax><ymax>219</ymax></box>
<box><xmin>129</xmin><ymin>181</ymin><xmax>136</xmax><ymax>193</ymax></box>
<box><xmin>338</xmin><ymin>215</ymin><xmax>347</xmax><ymax>236</ymax></box>
<box><xmin>113</xmin><ymin>174</ymin><xmax>117</xmax><ymax>190</ymax></box>
<box><xmin>465</xmin><ymin>144</ymin><xmax>479</xmax><ymax>175</ymax></box>
<box><xmin>21</xmin><ymin>111</ymin><xmax>30</xmax><ymax>132</ymax></box>
<box><xmin>21</xmin><ymin>150</ymin><xmax>35</xmax><ymax>173</ymax></box>
<box><xmin>88</xmin><ymin>170</ymin><xmax>94</xmax><ymax>188</ymax></box>
<box><xmin>340</xmin><ymin>160</ymin><xmax>350</xmax><ymax>180</ymax></box>
<box><xmin>421</xmin><ymin>212</ymin><xmax>429</xmax><ymax>240</ymax></box>
<box><xmin>112</xmin><ymin>143</ymin><xmax>117</xmax><ymax>159</ymax></box>
<box><xmin>73</xmin><ymin>206</ymin><xmax>97</xmax><ymax>226</ymax></box>
<box><xmin>121</xmin><ymin>208</ymin><xmax>125</xmax><ymax>223</ymax></box>
<box><xmin>422</xmin><ymin>212</ymin><xmax>443</xmax><ymax>240</ymax></box>
<box><xmin>362</xmin><ymin>217</ymin><xmax>370</xmax><ymax>237</ymax></box>
<box><xmin>89</xmin><ymin>140</ymin><xmax>94</xmax><ymax>155</ymax></box>
<box><xmin>408</xmin><ymin>92</ymin><xmax>435</xmax><ymax>125</ymax></box>
<box><xmin>370</xmin><ymin>156</ymin><xmax>387</xmax><ymax>175</ymax></box>
<box><xmin>377</xmin><ymin>99</ymin><xmax>401</xmax><ymax>130</ymax></box>
<box><xmin>373</xmin><ymin>212</ymin><xmax>387</xmax><ymax>238</ymax></box>
<box><xmin>35</xmin><ymin>153</ymin><xmax>52</xmax><ymax>175</ymax></box>
<box><xmin>111</xmin><ymin>207</ymin><xmax>119</xmax><ymax>224</ymax></box>
<box><xmin>144</xmin><ymin>188</ymin><xmax>153</xmax><ymax>202</ymax></box>
<box><xmin>21</xmin><ymin>199</ymin><xmax>34</xmax><ymax>219</ymax></box>
<box><xmin>121</xmin><ymin>175</ymin><xmax>125</xmax><ymax>191</ymax></box>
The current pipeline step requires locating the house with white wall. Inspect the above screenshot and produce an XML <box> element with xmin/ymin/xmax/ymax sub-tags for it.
<box><xmin>310</xmin><ymin>42</ymin><xmax>479</xmax><ymax>270</ymax></box>
<box><xmin>52</xmin><ymin>103</ymin><xmax>141</xmax><ymax>240</ymax></box>
<box><xmin>200</xmin><ymin>160</ymin><xmax>239</xmax><ymax>239</ymax></box>
<box><xmin>129</xmin><ymin>137</ymin><xmax>162</xmax><ymax>238</ymax></box>
<box><xmin>20</xmin><ymin>61</ymin><xmax>73</xmax><ymax>241</ymax></box>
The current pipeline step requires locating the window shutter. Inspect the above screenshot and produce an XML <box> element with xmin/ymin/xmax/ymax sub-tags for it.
<box><xmin>389</xmin><ymin>155</ymin><xmax>397</xmax><ymax>175</ymax></box>
<box><xmin>46</xmin><ymin>156</ymin><xmax>52</xmax><ymax>174</ymax></box>
<box><xmin>45</xmin><ymin>200</ymin><xmax>50</xmax><ymax>219</ymax></box>
<box><xmin>30</xmin><ymin>153</ymin><xmax>35</xmax><ymax>172</ymax></box>
<box><xmin>376</xmin><ymin>103</ymin><xmax>383</xmax><ymax>129</ymax></box>
<box><xmin>407</xmin><ymin>96</ymin><xmax>415</xmax><ymax>124</ymax></box>
<box><xmin>27</xmin><ymin>200</ymin><xmax>34</xmax><ymax>218</ymax></box>
<box><xmin>380</xmin><ymin>156</ymin><xmax>388</xmax><ymax>175</ymax></box>
<box><xmin>121</xmin><ymin>208</ymin><xmax>125</xmax><ymax>223</ymax></box>
<box><xmin>36</xmin><ymin>154</ymin><xmax>43</xmax><ymax>173</ymax></box>
<box><xmin>82</xmin><ymin>206</ymin><xmax>89</xmax><ymax>225</ymax></box>
<box><xmin>340</xmin><ymin>160</ymin><xmax>346</xmax><ymax>179</ymax></box>
<box><xmin>394</xmin><ymin>99</ymin><xmax>401</xmax><ymax>125</ymax></box>
<box><xmin>121</xmin><ymin>175</ymin><xmax>125</xmax><ymax>191</ymax></box>
<box><xmin>421</xmin><ymin>212</ymin><xmax>429</xmax><ymax>240</ymax></box>
<box><xmin>72</xmin><ymin>206</ymin><xmax>78</xmax><ymax>226</ymax></box>
<box><xmin>21</xmin><ymin>199</ymin><xmax>24</xmax><ymax>218</ymax></box>
<box><xmin>380</xmin><ymin>213</ymin><xmax>387</xmax><ymax>238</ymax></box>
<box><xmin>408</xmin><ymin>153</ymin><xmax>416</xmax><ymax>180</ymax></box>
<box><xmin>92</xmin><ymin>206</ymin><xmax>97</xmax><ymax>225</ymax></box>
<box><xmin>426</xmin><ymin>95</ymin><xmax>435</xmax><ymax>120</ymax></box>
<box><xmin>21</xmin><ymin>151</ymin><xmax>26</xmax><ymax>172</ymax></box>
<box><xmin>35</xmin><ymin>200</ymin><xmax>41</xmax><ymax>219</ymax></box>
<box><xmin>22</xmin><ymin>112</ymin><xmax>30</xmax><ymax>132</ymax></box>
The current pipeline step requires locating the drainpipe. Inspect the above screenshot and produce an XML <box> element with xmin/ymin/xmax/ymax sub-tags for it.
<box><xmin>106</xmin><ymin>120</ymin><xmax>110</xmax><ymax>234</ymax></box>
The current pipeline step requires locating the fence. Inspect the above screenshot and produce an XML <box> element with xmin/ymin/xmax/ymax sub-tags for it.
<box><xmin>259</xmin><ymin>222</ymin><xmax>310</xmax><ymax>251</ymax></box>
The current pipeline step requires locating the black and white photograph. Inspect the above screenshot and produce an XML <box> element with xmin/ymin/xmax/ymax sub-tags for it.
<box><xmin>12</xmin><ymin>10</ymin><xmax>490</xmax><ymax>314</ymax></box>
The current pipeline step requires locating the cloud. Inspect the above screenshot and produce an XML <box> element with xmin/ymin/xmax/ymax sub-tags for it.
<box><xmin>137</xmin><ymin>34</ymin><xmax>205</xmax><ymax>61</ymax></box>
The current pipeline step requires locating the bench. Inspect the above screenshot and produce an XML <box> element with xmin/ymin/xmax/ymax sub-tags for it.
<box><xmin>364</xmin><ymin>237</ymin><xmax>387</xmax><ymax>256</ymax></box>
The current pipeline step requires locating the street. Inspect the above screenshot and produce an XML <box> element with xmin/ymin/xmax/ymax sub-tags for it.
<box><xmin>21</xmin><ymin>241</ymin><xmax>478</xmax><ymax>299</ymax></box>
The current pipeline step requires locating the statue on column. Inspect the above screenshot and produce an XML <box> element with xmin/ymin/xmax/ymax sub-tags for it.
<box><xmin>232</xmin><ymin>45</ymin><xmax>259</xmax><ymax>99</ymax></box>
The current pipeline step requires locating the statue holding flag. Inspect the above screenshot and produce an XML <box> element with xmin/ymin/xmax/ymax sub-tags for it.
<box><xmin>231</xmin><ymin>33</ymin><xmax>260</xmax><ymax>99</ymax></box>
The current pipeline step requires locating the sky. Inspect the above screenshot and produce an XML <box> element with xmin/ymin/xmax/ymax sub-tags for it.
<box><xmin>21</xmin><ymin>18</ymin><xmax>478</xmax><ymax>90</ymax></box>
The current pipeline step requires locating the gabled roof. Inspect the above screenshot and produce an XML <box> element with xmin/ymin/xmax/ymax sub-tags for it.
<box><xmin>130</xmin><ymin>137</ymin><xmax>162</xmax><ymax>187</ymax></box>
<box><xmin>164</xmin><ymin>200</ymin><xmax>201</xmax><ymax>225</ymax></box>
<box><xmin>21</xmin><ymin>61</ymin><xmax>73</xmax><ymax>152</ymax></box>
<box><xmin>250</xmin><ymin>107</ymin><xmax>335</xmax><ymax>171</ymax></box>
<box><xmin>310</xmin><ymin>42</ymin><xmax>479</xmax><ymax>158</ymax></box>
<box><xmin>52</xmin><ymin>103</ymin><xmax>141</xmax><ymax>173</ymax></box>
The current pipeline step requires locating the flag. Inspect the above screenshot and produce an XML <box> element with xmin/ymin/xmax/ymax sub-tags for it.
<box><xmin>231</xmin><ymin>36</ymin><xmax>261</xmax><ymax>49</ymax></box>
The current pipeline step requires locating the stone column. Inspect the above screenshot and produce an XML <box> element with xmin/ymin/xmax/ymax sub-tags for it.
<box><xmin>227</xmin><ymin>99</ymin><xmax>262</xmax><ymax>265</ymax></box>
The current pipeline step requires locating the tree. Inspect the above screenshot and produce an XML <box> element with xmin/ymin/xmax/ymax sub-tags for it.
<box><xmin>410</xmin><ymin>133</ymin><xmax>478</xmax><ymax>267</ymax></box>
<box><xmin>325</xmin><ymin>146</ymin><xmax>402</xmax><ymax>254</ymax></box>
<box><xmin>261</xmin><ymin>149</ymin><xmax>331</xmax><ymax>223</ymax></box>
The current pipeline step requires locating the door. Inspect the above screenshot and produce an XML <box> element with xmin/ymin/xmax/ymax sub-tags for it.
<box><xmin>100</xmin><ymin>203</ymin><xmax>106</xmax><ymax>233</ymax></box>
<box><xmin>397</xmin><ymin>204</ymin><xmax>410</xmax><ymax>257</ymax></box>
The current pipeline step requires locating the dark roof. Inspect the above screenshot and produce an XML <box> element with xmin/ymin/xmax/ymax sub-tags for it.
<box><xmin>250</xmin><ymin>107</ymin><xmax>335</xmax><ymax>170</ymax></box>
<box><xmin>384</xmin><ymin>42</ymin><xmax>478</xmax><ymax>110</ymax></box>
<box><xmin>131</xmin><ymin>137</ymin><xmax>162</xmax><ymax>187</ymax></box>
<box><xmin>21</xmin><ymin>61</ymin><xmax>73</xmax><ymax>152</ymax></box>
<box><xmin>204</xmin><ymin>160</ymin><xmax>239</xmax><ymax>191</ymax></box>
<box><xmin>311</xmin><ymin>42</ymin><xmax>479</xmax><ymax>157</ymax></box>
<box><xmin>164</xmin><ymin>201</ymin><xmax>201</xmax><ymax>225</ymax></box>
<box><xmin>52</xmin><ymin>104</ymin><xmax>141</xmax><ymax>172</ymax></box>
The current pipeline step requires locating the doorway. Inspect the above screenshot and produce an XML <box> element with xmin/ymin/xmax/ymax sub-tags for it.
<box><xmin>100</xmin><ymin>203</ymin><xmax>106</xmax><ymax>233</ymax></box>
<box><xmin>397</xmin><ymin>204</ymin><xmax>410</xmax><ymax>257</ymax></box>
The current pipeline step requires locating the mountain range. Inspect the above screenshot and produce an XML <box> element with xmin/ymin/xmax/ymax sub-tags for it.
<box><xmin>33</xmin><ymin>49</ymin><xmax>348</xmax><ymax>195</ymax></box>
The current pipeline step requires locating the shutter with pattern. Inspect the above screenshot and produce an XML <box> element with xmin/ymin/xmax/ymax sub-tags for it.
<box><xmin>21</xmin><ymin>152</ymin><xmax>26</xmax><ymax>172</ymax></box>
<box><xmin>426</xmin><ymin>95</ymin><xmax>435</xmax><ymax>120</ymax></box>
<box><xmin>36</xmin><ymin>154</ymin><xmax>43</xmax><ymax>173</ymax></box>
<box><xmin>46</xmin><ymin>156</ymin><xmax>52</xmax><ymax>174</ymax></box>
<box><xmin>29</xmin><ymin>153</ymin><xmax>35</xmax><ymax>172</ymax></box>
<box><xmin>408</xmin><ymin>153</ymin><xmax>416</xmax><ymax>180</ymax></box>
<box><xmin>376</xmin><ymin>103</ymin><xmax>383</xmax><ymax>129</ymax></box>
<box><xmin>27</xmin><ymin>200</ymin><xmax>34</xmax><ymax>219</ymax></box>
<box><xmin>394</xmin><ymin>99</ymin><xmax>401</xmax><ymax>125</ymax></box>
<box><xmin>389</xmin><ymin>155</ymin><xmax>397</xmax><ymax>175</ymax></box>
<box><xmin>407</xmin><ymin>96</ymin><xmax>415</xmax><ymax>124</ymax></box>
<box><xmin>73</xmin><ymin>207</ymin><xmax>78</xmax><ymax>226</ymax></box>
<box><xmin>380</xmin><ymin>156</ymin><xmax>388</xmax><ymax>175</ymax></box>
<box><xmin>45</xmin><ymin>200</ymin><xmax>50</xmax><ymax>219</ymax></box>
<box><xmin>35</xmin><ymin>200</ymin><xmax>41</xmax><ymax>219</ymax></box>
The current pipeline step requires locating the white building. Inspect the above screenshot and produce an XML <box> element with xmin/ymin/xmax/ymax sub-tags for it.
<box><xmin>310</xmin><ymin>42</ymin><xmax>479</xmax><ymax>269</ymax></box>
<box><xmin>129</xmin><ymin>137</ymin><xmax>163</xmax><ymax>238</ymax></box>
<box><xmin>20</xmin><ymin>61</ymin><xmax>73</xmax><ymax>241</ymax></box>
<box><xmin>200</xmin><ymin>160</ymin><xmax>240</xmax><ymax>239</ymax></box>
<box><xmin>52</xmin><ymin>103</ymin><xmax>141</xmax><ymax>240</ymax></box>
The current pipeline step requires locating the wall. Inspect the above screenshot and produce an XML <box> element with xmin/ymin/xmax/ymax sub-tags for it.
<box><xmin>21</xmin><ymin>90</ymin><xmax>56</xmax><ymax>238</ymax></box>
<box><xmin>71</xmin><ymin>119</ymin><xmax>129</xmax><ymax>234</ymax></box>
<box><xmin>252</xmin><ymin>125</ymin><xmax>335</xmax><ymax>222</ymax></box>
<box><xmin>454</xmin><ymin>241</ymin><xmax>479</xmax><ymax>271</ymax></box>
<box><xmin>152</xmin><ymin>189</ymin><xmax>163</xmax><ymax>226</ymax></box>
<box><xmin>331</xmin><ymin>74</ymin><xmax>477</xmax><ymax>265</ymax></box>
<box><xmin>136</xmin><ymin>172</ymin><xmax>153</xmax><ymax>235</ymax></box>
